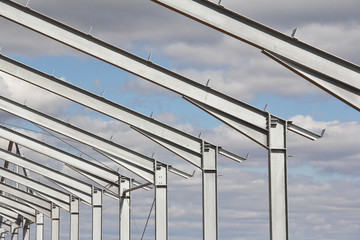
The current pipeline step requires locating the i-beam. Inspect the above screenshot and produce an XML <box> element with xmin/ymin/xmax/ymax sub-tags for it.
<box><xmin>152</xmin><ymin>0</ymin><xmax>360</xmax><ymax>111</ymax></box>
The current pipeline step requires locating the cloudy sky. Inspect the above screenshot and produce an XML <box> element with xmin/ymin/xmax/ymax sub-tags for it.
<box><xmin>0</xmin><ymin>0</ymin><xmax>359</xmax><ymax>239</ymax></box>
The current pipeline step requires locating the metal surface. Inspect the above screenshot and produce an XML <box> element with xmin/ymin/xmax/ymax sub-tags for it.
<box><xmin>0</xmin><ymin>228</ymin><xmax>6</xmax><ymax>240</ymax></box>
<box><xmin>119</xmin><ymin>178</ymin><xmax>130</xmax><ymax>240</ymax></box>
<box><xmin>152</xmin><ymin>0</ymin><xmax>360</xmax><ymax>111</ymax></box>
<box><xmin>201</xmin><ymin>143</ymin><xmax>218</xmax><ymax>240</ymax></box>
<box><xmin>11</xmin><ymin>222</ymin><xmax>19</xmax><ymax>240</ymax></box>
<box><xmin>262</xmin><ymin>50</ymin><xmax>360</xmax><ymax>110</ymax></box>
<box><xmin>36</xmin><ymin>213</ymin><xmax>44</xmax><ymax>240</ymax></box>
<box><xmin>0</xmin><ymin>182</ymin><xmax>52</xmax><ymax>217</ymax></box>
<box><xmin>0</xmin><ymin>148</ymin><xmax>93</xmax><ymax>204</ymax></box>
<box><xmin>268</xmin><ymin>117</ymin><xmax>288</xmax><ymax>240</ymax></box>
<box><xmin>0</xmin><ymin>167</ymin><xmax>70</xmax><ymax>211</ymax></box>
<box><xmin>155</xmin><ymin>163</ymin><xmax>168</xmax><ymax>240</ymax></box>
<box><xmin>0</xmin><ymin>125</ymin><xmax>122</xmax><ymax>195</ymax></box>
<box><xmin>92</xmin><ymin>188</ymin><xmax>102</xmax><ymax>240</ymax></box>
<box><xmin>51</xmin><ymin>204</ymin><xmax>60</xmax><ymax>240</ymax></box>
<box><xmin>22</xmin><ymin>220</ymin><xmax>30</xmax><ymax>240</ymax></box>
<box><xmin>70</xmin><ymin>197</ymin><xmax>79</xmax><ymax>240</ymax></box>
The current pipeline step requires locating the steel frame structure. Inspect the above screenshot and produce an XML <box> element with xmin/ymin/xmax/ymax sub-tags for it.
<box><xmin>0</xmin><ymin>216</ymin><xmax>13</xmax><ymax>240</ymax></box>
<box><xmin>151</xmin><ymin>0</ymin><xmax>360</xmax><ymax>112</ymax></box>
<box><xmin>0</xmin><ymin>147</ymin><xmax>105</xmax><ymax>240</ymax></box>
<box><xmin>0</xmin><ymin>211</ymin><xmax>22</xmax><ymax>240</ymax></box>
<box><xmin>0</xmin><ymin>167</ymin><xmax>76</xmax><ymax>240</ymax></box>
<box><xmin>2</xmin><ymin>138</ymin><xmax>117</xmax><ymax>240</ymax></box>
<box><xmin>0</xmin><ymin>195</ymin><xmax>43</xmax><ymax>240</ymax></box>
<box><xmin>0</xmin><ymin>1</ymin><xmax>342</xmax><ymax>239</ymax></box>
<box><xmin>0</xmin><ymin>123</ymin><xmax>146</xmax><ymax>240</ymax></box>
<box><xmin>0</xmin><ymin>216</ymin><xmax>19</xmax><ymax>240</ymax></box>
<box><xmin>0</xmin><ymin>147</ymin><xmax>94</xmax><ymax>204</ymax></box>
<box><xmin>0</xmin><ymin>205</ymin><xmax>31</xmax><ymax>240</ymax></box>
<box><xmin>98</xmin><ymin>149</ymin><xmax>193</xmax><ymax>240</ymax></box>
<box><xmin>0</xmin><ymin>55</ymin><xmax>247</xmax><ymax>240</ymax></box>
<box><xmin>0</xmin><ymin>95</ymin><xmax>201</xmax><ymax>240</ymax></box>
<box><xmin>0</xmin><ymin>86</ymin><xmax>243</xmax><ymax>240</ymax></box>
<box><xmin>0</xmin><ymin>182</ymin><xmax>52</xmax><ymax>240</ymax></box>
<box><xmin>0</xmin><ymin>182</ymin><xmax>52</xmax><ymax>217</ymax></box>
<box><xmin>0</xmin><ymin>125</ymin><xmax>130</xmax><ymax>196</ymax></box>
<box><xmin>0</xmin><ymin>3</ymin><xmax>323</xmax><ymax>239</ymax></box>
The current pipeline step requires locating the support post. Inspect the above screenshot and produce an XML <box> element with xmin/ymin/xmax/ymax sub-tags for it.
<box><xmin>51</xmin><ymin>204</ymin><xmax>60</xmax><ymax>240</ymax></box>
<box><xmin>92</xmin><ymin>188</ymin><xmax>102</xmax><ymax>240</ymax></box>
<box><xmin>202</xmin><ymin>142</ymin><xmax>218</xmax><ymax>240</ymax></box>
<box><xmin>154</xmin><ymin>163</ymin><xmax>168</xmax><ymax>240</ymax></box>
<box><xmin>22</xmin><ymin>220</ymin><xmax>30</xmax><ymax>240</ymax></box>
<box><xmin>119</xmin><ymin>178</ymin><xmax>130</xmax><ymax>240</ymax></box>
<box><xmin>268</xmin><ymin>116</ymin><xmax>288</xmax><ymax>240</ymax></box>
<box><xmin>0</xmin><ymin>228</ymin><xmax>5</xmax><ymax>240</ymax></box>
<box><xmin>36</xmin><ymin>212</ymin><xmax>44</xmax><ymax>240</ymax></box>
<box><xmin>70</xmin><ymin>196</ymin><xmax>79</xmax><ymax>240</ymax></box>
<box><xmin>11</xmin><ymin>223</ymin><xmax>19</xmax><ymax>240</ymax></box>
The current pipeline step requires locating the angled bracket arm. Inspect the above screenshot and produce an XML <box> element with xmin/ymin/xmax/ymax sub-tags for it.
<box><xmin>287</xmin><ymin>121</ymin><xmax>325</xmax><ymax>141</ymax></box>
<box><xmin>218</xmin><ymin>148</ymin><xmax>249</xmax><ymax>163</ymax></box>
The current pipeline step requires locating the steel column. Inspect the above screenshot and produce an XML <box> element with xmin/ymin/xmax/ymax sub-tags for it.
<box><xmin>202</xmin><ymin>142</ymin><xmax>218</xmax><ymax>240</ymax></box>
<box><xmin>155</xmin><ymin>163</ymin><xmax>168</xmax><ymax>240</ymax></box>
<box><xmin>51</xmin><ymin>205</ymin><xmax>60</xmax><ymax>240</ymax></box>
<box><xmin>22</xmin><ymin>220</ymin><xmax>30</xmax><ymax>240</ymax></box>
<box><xmin>36</xmin><ymin>213</ymin><xmax>44</xmax><ymax>240</ymax></box>
<box><xmin>92</xmin><ymin>188</ymin><xmax>102</xmax><ymax>240</ymax></box>
<box><xmin>11</xmin><ymin>223</ymin><xmax>19</xmax><ymax>240</ymax></box>
<box><xmin>119</xmin><ymin>178</ymin><xmax>131</xmax><ymax>240</ymax></box>
<box><xmin>268</xmin><ymin>116</ymin><xmax>288</xmax><ymax>240</ymax></box>
<box><xmin>70</xmin><ymin>197</ymin><xmax>79</xmax><ymax>240</ymax></box>
<box><xmin>0</xmin><ymin>228</ymin><xmax>5</xmax><ymax>240</ymax></box>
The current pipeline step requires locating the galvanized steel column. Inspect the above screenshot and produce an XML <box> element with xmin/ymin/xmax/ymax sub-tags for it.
<box><xmin>70</xmin><ymin>197</ymin><xmax>80</xmax><ymax>240</ymax></box>
<box><xmin>51</xmin><ymin>204</ymin><xmax>60</xmax><ymax>240</ymax></box>
<box><xmin>202</xmin><ymin>142</ymin><xmax>218</xmax><ymax>240</ymax></box>
<box><xmin>22</xmin><ymin>220</ymin><xmax>30</xmax><ymax>240</ymax></box>
<box><xmin>155</xmin><ymin>163</ymin><xmax>168</xmax><ymax>240</ymax></box>
<box><xmin>268</xmin><ymin>116</ymin><xmax>288</xmax><ymax>240</ymax></box>
<box><xmin>36</xmin><ymin>212</ymin><xmax>44</xmax><ymax>240</ymax></box>
<box><xmin>11</xmin><ymin>223</ymin><xmax>19</xmax><ymax>240</ymax></box>
<box><xmin>0</xmin><ymin>228</ymin><xmax>5</xmax><ymax>240</ymax></box>
<box><xmin>92</xmin><ymin>188</ymin><xmax>102</xmax><ymax>240</ymax></box>
<box><xmin>119</xmin><ymin>178</ymin><xmax>130</xmax><ymax>240</ymax></box>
